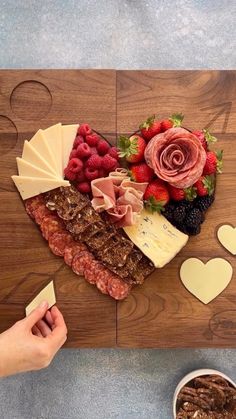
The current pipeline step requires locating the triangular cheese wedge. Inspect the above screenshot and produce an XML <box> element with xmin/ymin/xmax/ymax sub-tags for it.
<box><xmin>43</xmin><ymin>123</ymin><xmax>63</xmax><ymax>177</ymax></box>
<box><xmin>62</xmin><ymin>124</ymin><xmax>79</xmax><ymax>169</ymax></box>
<box><xmin>12</xmin><ymin>175</ymin><xmax>69</xmax><ymax>200</ymax></box>
<box><xmin>29</xmin><ymin>129</ymin><xmax>58</xmax><ymax>176</ymax></box>
<box><xmin>22</xmin><ymin>141</ymin><xmax>57</xmax><ymax>176</ymax></box>
<box><xmin>26</xmin><ymin>281</ymin><xmax>56</xmax><ymax>316</ymax></box>
<box><xmin>16</xmin><ymin>157</ymin><xmax>59</xmax><ymax>179</ymax></box>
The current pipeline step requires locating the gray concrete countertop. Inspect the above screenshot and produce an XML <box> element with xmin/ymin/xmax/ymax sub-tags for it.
<box><xmin>1</xmin><ymin>1</ymin><xmax>236</xmax><ymax>418</ymax></box>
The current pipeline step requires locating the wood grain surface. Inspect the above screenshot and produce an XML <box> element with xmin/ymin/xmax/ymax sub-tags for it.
<box><xmin>117</xmin><ymin>70</ymin><xmax>236</xmax><ymax>347</ymax></box>
<box><xmin>0</xmin><ymin>70</ymin><xmax>117</xmax><ymax>347</ymax></box>
<box><xmin>1</xmin><ymin>70</ymin><xmax>236</xmax><ymax>348</ymax></box>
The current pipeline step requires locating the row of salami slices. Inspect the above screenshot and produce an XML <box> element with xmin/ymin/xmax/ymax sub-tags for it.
<box><xmin>12</xmin><ymin>123</ymin><xmax>79</xmax><ymax>200</ymax></box>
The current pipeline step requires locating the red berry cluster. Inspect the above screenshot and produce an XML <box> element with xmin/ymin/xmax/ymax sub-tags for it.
<box><xmin>64</xmin><ymin>124</ymin><xmax>119</xmax><ymax>194</ymax></box>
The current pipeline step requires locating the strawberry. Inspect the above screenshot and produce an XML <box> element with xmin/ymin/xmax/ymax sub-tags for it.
<box><xmin>76</xmin><ymin>181</ymin><xmax>91</xmax><ymax>194</ymax></box>
<box><xmin>192</xmin><ymin>130</ymin><xmax>207</xmax><ymax>151</ymax></box>
<box><xmin>102</xmin><ymin>155</ymin><xmax>117</xmax><ymax>171</ymax></box>
<box><xmin>203</xmin><ymin>151</ymin><xmax>217</xmax><ymax>175</ymax></box>
<box><xmin>140</xmin><ymin>115</ymin><xmax>161</xmax><ymax>141</ymax></box>
<box><xmin>85</xmin><ymin>167</ymin><xmax>99</xmax><ymax>181</ymax></box>
<box><xmin>109</xmin><ymin>146</ymin><xmax>119</xmax><ymax>160</ymax></box>
<box><xmin>194</xmin><ymin>175</ymin><xmax>215</xmax><ymax>197</ymax></box>
<box><xmin>64</xmin><ymin>167</ymin><xmax>77</xmax><ymax>181</ymax></box>
<box><xmin>161</xmin><ymin>113</ymin><xmax>184</xmax><ymax>132</ymax></box>
<box><xmin>130</xmin><ymin>163</ymin><xmax>154</xmax><ymax>183</ymax></box>
<box><xmin>78</xmin><ymin>124</ymin><xmax>92</xmax><ymax>137</ymax></box>
<box><xmin>169</xmin><ymin>185</ymin><xmax>197</xmax><ymax>201</ymax></box>
<box><xmin>85</xmin><ymin>133</ymin><xmax>99</xmax><ymax>147</ymax></box>
<box><xmin>97</xmin><ymin>139</ymin><xmax>110</xmax><ymax>156</ymax></box>
<box><xmin>144</xmin><ymin>179</ymin><xmax>170</xmax><ymax>212</ymax></box>
<box><xmin>73</xmin><ymin>135</ymin><xmax>84</xmax><ymax>149</ymax></box>
<box><xmin>66</xmin><ymin>158</ymin><xmax>83</xmax><ymax>173</ymax></box>
<box><xmin>77</xmin><ymin>143</ymin><xmax>91</xmax><ymax>159</ymax></box>
<box><xmin>118</xmin><ymin>135</ymin><xmax>146</xmax><ymax>163</ymax></box>
<box><xmin>86</xmin><ymin>154</ymin><xmax>102</xmax><ymax>169</ymax></box>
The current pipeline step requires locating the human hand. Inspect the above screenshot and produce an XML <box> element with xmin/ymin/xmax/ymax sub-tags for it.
<box><xmin>0</xmin><ymin>301</ymin><xmax>67</xmax><ymax>377</ymax></box>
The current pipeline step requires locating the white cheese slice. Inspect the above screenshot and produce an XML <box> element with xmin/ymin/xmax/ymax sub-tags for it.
<box><xmin>25</xmin><ymin>280</ymin><xmax>56</xmax><ymax>316</ymax></box>
<box><xmin>62</xmin><ymin>124</ymin><xmax>79</xmax><ymax>169</ymax></box>
<box><xmin>12</xmin><ymin>175</ymin><xmax>70</xmax><ymax>200</ymax></box>
<box><xmin>29</xmin><ymin>129</ymin><xmax>58</xmax><ymax>176</ymax></box>
<box><xmin>16</xmin><ymin>157</ymin><xmax>59</xmax><ymax>179</ymax></box>
<box><xmin>22</xmin><ymin>141</ymin><xmax>57</xmax><ymax>176</ymax></box>
<box><xmin>43</xmin><ymin>123</ymin><xmax>63</xmax><ymax>177</ymax></box>
<box><xmin>123</xmin><ymin>209</ymin><xmax>189</xmax><ymax>268</ymax></box>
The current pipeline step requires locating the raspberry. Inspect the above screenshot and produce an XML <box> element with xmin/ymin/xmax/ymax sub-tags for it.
<box><xmin>67</xmin><ymin>158</ymin><xmax>83</xmax><ymax>173</ymax></box>
<box><xmin>69</xmin><ymin>149</ymin><xmax>78</xmax><ymax>160</ymax></box>
<box><xmin>73</xmin><ymin>135</ymin><xmax>84</xmax><ymax>149</ymax></box>
<box><xmin>90</xmin><ymin>147</ymin><xmax>98</xmax><ymax>155</ymax></box>
<box><xmin>98</xmin><ymin>168</ymin><xmax>106</xmax><ymax>178</ymax></box>
<box><xmin>85</xmin><ymin>133</ymin><xmax>99</xmax><ymax>147</ymax></box>
<box><xmin>102</xmin><ymin>154</ymin><xmax>117</xmax><ymax>172</ymax></box>
<box><xmin>77</xmin><ymin>181</ymin><xmax>91</xmax><ymax>194</ymax></box>
<box><xmin>97</xmin><ymin>140</ymin><xmax>110</xmax><ymax>156</ymax></box>
<box><xmin>78</xmin><ymin>124</ymin><xmax>92</xmax><ymax>137</ymax></box>
<box><xmin>76</xmin><ymin>170</ymin><xmax>86</xmax><ymax>183</ymax></box>
<box><xmin>77</xmin><ymin>143</ymin><xmax>91</xmax><ymax>159</ymax></box>
<box><xmin>85</xmin><ymin>167</ymin><xmax>99</xmax><ymax>181</ymax></box>
<box><xmin>86</xmin><ymin>154</ymin><xmax>102</xmax><ymax>169</ymax></box>
<box><xmin>64</xmin><ymin>166</ymin><xmax>77</xmax><ymax>181</ymax></box>
<box><xmin>109</xmin><ymin>146</ymin><xmax>119</xmax><ymax>160</ymax></box>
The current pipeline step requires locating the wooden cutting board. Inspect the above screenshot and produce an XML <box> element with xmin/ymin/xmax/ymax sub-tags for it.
<box><xmin>0</xmin><ymin>70</ymin><xmax>236</xmax><ymax>348</ymax></box>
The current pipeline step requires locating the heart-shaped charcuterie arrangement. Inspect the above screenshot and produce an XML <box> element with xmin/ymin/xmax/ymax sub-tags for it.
<box><xmin>12</xmin><ymin>114</ymin><xmax>223</xmax><ymax>300</ymax></box>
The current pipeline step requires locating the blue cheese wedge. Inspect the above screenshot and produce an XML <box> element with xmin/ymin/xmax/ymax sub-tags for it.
<box><xmin>123</xmin><ymin>209</ymin><xmax>189</xmax><ymax>268</ymax></box>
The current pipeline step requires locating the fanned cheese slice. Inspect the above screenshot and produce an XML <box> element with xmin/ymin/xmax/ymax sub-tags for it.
<box><xmin>29</xmin><ymin>129</ymin><xmax>58</xmax><ymax>176</ymax></box>
<box><xmin>26</xmin><ymin>280</ymin><xmax>56</xmax><ymax>316</ymax></box>
<box><xmin>22</xmin><ymin>141</ymin><xmax>57</xmax><ymax>176</ymax></box>
<box><xmin>12</xmin><ymin>175</ymin><xmax>69</xmax><ymax>200</ymax></box>
<box><xmin>16</xmin><ymin>157</ymin><xmax>59</xmax><ymax>179</ymax></box>
<box><xmin>43</xmin><ymin>123</ymin><xmax>63</xmax><ymax>177</ymax></box>
<box><xmin>124</xmin><ymin>209</ymin><xmax>189</xmax><ymax>268</ymax></box>
<box><xmin>62</xmin><ymin>124</ymin><xmax>79</xmax><ymax>169</ymax></box>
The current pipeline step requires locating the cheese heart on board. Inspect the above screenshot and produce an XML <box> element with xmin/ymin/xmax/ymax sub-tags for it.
<box><xmin>217</xmin><ymin>225</ymin><xmax>236</xmax><ymax>255</ymax></box>
<box><xmin>180</xmin><ymin>258</ymin><xmax>233</xmax><ymax>304</ymax></box>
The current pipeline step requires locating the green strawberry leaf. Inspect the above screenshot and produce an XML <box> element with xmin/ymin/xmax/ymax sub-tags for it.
<box><xmin>118</xmin><ymin>136</ymin><xmax>138</xmax><ymax>158</ymax></box>
<box><xmin>203</xmin><ymin>129</ymin><xmax>218</xmax><ymax>144</ymax></box>
<box><xmin>144</xmin><ymin>197</ymin><xmax>165</xmax><ymax>214</ymax></box>
<box><xmin>184</xmin><ymin>186</ymin><xmax>197</xmax><ymax>201</ymax></box>
<box><xmin>203</xmin><ymin>175</ymin><xmax>215</xmax><ymax>196</ymax></box>
<box><xmin>170</xmin><ymin>113</ymin><xmax>184</xmax><ymax>127</ymax></box>
<box><xmin>216</xmin><ymin>149</ymin><xmax>223</xmax><ymax>173</ymax></box>
<box><xmin>139</xmin><ymin>115</ymin><xmax>156</xmax><ymax>130</ymax></box>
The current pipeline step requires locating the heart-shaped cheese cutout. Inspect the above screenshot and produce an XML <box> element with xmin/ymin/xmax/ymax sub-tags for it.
<box><xmin>217</xmin><ymin>225</ymin><xmax>236</xmax><ymax>255</ymax></box>
<box><xmin>180</xmin><ymin>258</ymin><xmax>233</xmax><ymax>304</ymax></box>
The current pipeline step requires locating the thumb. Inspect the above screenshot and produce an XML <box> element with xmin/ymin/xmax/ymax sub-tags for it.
<box><xmin>25</xmin><ymin>300</ymin><xmax>49</xmax><ymax>328</ymax></box>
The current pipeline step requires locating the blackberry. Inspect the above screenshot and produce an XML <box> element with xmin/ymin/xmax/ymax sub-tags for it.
<box><xmin>163</xmin><ymin>203</ymin><xmax>175</xmax><ymax>222</ymax></box>
<box><xmin>175</xmin><ymin>223</ymin><xmax>188</xmax><ymax>235</ymax></box>
<box><xmin>180</xmin><ymin>200</ymin><xmax>193</xmax><ymax>212</ymax></box>
<box><xmin>187</xmin><ymin>224</ymin><xmax>201</xmax><ymax>236</ymax></box>
<box><xmin>173</xmin><ymin>205</ymin><xmax>186</xmax><ymax>224</ymax></box>
<box><xmin>185</xmin><ymin>208</ymin><xmax>202</xmax><ymax>228</ymax></box>
<box><xmin>194</xmin><ymin>195</ymin><xmax>215</xmax><ymax>212</ymax></box>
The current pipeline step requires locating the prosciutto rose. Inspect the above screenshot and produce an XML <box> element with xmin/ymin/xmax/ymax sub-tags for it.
<box><xmin>144</xmin><ymin>127</ymin><xmax>206</xmax><ymax>188</ymax></box>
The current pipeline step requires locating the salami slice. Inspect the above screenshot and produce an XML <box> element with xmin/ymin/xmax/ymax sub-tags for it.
<box><xmin>40</xmin><ymin>215</ymin><xmax>65</xmax><ymax>240</ymax></box>
<box><xmin>25</xmin><ymin>195</ymin><xmax>44</xmax><ymax>219</ymax></box>
<box><xmin>107</xmin><ymin>275</ymin><xmax>131</xmax><ymax>300</ymax></box>
<box><xmin>34</xmin><ymin>204</ymin><xmax>51</xmax><ymax>225</ymax></box>
<box><xmin>96</xmin><ymin>269</ymin><xmax>110</xmax><ymax>295</ymax></box>
<box><xmin>72</xmin><ymin>250</ymin><xmax>93</xmax><ymax>276</ymax></box>
<box><xmin>64</xmin><ymin>242</ymin><xmax>87</xmax><ymax>266</ymax></box>
<box><xmin>48</xmin><ymin>231</ymin><xmax>73</xmax><ymax>257</ymax></box>
<box><xmin>84</xmin><ymin>259</ymin><xmax>103</xmax><ymax>285</ymax></box>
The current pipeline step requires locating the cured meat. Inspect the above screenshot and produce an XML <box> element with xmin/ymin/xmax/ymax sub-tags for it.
<box><xmin>40</xmin><ymin>215</ymin><xmax>65</xmax><ymax>240</ymax></box>
<box><xmin>84</xmin><ymin>259</ymin><xmax>103</xmax><ymax>285</ymax></box>
<box><xmin>34</xmin><ymin>204</ymin><xmax>51</xmax><ymax>225</ymax></box>
<box><xmin>144</xmin><ymin>127</ymin><xmax>206</xmax><ymax>188</ymax></box>
<box><xmin>48</xmin><ymin>231</ymin><xmax>73</xmax><ymax>257</ymax></box>
<box><xmin>64</xmin><ymin>242</ymin><xmax>87</xmax><ymax>266</ymax></box>
<box><xmin>107</xmin><ymin>275</ymin><xmax>131</xmax><ymax>300</ymax></box>
<box><xmin>25</xmin><ymin>194</ymin><xmax>44</xmax><ymax>219</ymax></box>
<box><xmin>96</xmin><ymin>269</ymin><xmax>110</xmax><ymax>295</ymax></box>
<box><xmin>72</xmin><ymin>250</ymin><xmax>93</xmax><ymax>276</ymax></box>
